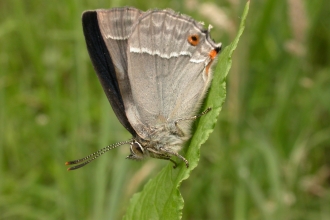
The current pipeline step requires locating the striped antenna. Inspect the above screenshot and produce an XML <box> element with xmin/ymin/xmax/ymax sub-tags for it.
<box><xmin>65</xmin><ymin>140</ymin><xmax>132</xmax><ymax>171</ymax></box>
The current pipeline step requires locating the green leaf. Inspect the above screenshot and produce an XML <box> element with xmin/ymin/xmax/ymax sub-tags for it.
<box><xmin>123</xmin><ymin>2</ymin><xmax>250</xmax><ymax>220</ymax></box>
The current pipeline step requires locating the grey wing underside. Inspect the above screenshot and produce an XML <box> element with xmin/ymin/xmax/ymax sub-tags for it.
<box><xmin>125</xmin><ymin>10</ymin><xmax>217</xmax><ymax>138</ymax></box>
<box><xmin>97</xmin><ymin>8</ymin><xmax>218</xmax><ymax>139</ymax></box>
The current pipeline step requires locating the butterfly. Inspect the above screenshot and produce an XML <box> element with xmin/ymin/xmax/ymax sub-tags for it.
<box><xmin>66</xmin><ymin>7</ymin><xmax>221</xmax><ymax>170</ymax></box>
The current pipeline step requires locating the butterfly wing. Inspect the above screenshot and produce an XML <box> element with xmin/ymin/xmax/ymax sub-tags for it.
<box><xmin>124</xmin><ymin>9</ymin><xmax>221</xmax><ymax>139</ymax></box>
<box><xmin>82</xmin><ymin>8</ymin><xmax>142</xmax><ymax>135</ymax></box>
<box><xmin>83</xmin><ymin>8</ymin><xmax>221</xmax><ymax>140</ymax></box>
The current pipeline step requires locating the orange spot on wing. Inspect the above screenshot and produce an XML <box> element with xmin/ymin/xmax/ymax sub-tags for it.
<box><xmin>187</xmin><ymin>34</ymin><xmax>199</xmax><ymax>46</ymax></box>
<box><xmin>205</xmin><ymin>49</ymin><xmax>219</xmax><ymax>75</ymax></box>
<box><xmin>209</xmin><ymin>49</ymin><xmax>218</xmax><ymax>60</ymax></box>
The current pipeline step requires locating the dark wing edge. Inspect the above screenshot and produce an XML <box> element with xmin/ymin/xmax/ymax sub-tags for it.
<box><xmin>82</xmin><ymin>11</ymin><xmax>136</xmax><ymax>135</ymax></box>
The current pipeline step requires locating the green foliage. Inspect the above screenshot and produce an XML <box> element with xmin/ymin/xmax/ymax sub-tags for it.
<box><xmin>1</xmin><ymin>0</ymin><xmax>330</xmax><ymax>220</ymax></box>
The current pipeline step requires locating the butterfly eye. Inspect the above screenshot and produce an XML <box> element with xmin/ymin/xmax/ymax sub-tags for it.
<box><xmin>130</xmin><ymin>141</ymin><xmax>144</xmax><ymax>157</ymax></box>
<box><xmin>187</xmin><ymin>34</ymin><xmax>199</xmax><ymax>46</ymax></box>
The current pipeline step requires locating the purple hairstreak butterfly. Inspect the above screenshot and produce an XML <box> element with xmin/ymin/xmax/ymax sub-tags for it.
<box><xmin>66</xmin><ymin>7</ymin><xmax>221</xmax><ymax>170</ymax></box>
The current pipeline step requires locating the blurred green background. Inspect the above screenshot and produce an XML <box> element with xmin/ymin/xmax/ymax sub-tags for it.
<box><xmin>1</xmin><ymin>0</ymin><xmax>329</xmax><ymax>219</ymax></box>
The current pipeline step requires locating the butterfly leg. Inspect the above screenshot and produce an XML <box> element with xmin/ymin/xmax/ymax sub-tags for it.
<box><xmin>159</xmin><ymin>147</ymin><xmax>189</xmax><ymax>168</ymax></box>
<box><xmin>147</xmin><ymin>148</ymin><xmax>178</xmax><ymax>168</ymax></box>
<box><xmin>174</xmin><ymin>107</ymin><xmax>212</xmax><ymax>137</ymax></box>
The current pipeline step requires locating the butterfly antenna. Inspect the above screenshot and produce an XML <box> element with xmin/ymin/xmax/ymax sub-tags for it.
<box><xmin>65</xmin><ymin>140</ymin><xmax>132</xmax><ymax>171</ymax></box>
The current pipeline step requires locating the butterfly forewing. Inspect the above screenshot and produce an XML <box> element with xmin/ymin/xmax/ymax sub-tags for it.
<box><xmin>82</xmin><ymin>8</ymin><xmax>142</xmax><ymax>135</ymax></box>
